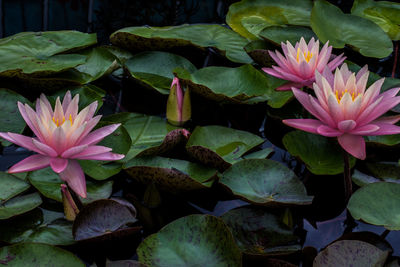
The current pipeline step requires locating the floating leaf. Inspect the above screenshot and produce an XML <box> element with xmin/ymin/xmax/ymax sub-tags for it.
<box><xmin>0</xmin><ymin>172</ymin><xmax>30</xmax><ymax>202</ymax></box>
<box><xmin>310</xmin><ymin>0</ymin><xmax>393</xmax><ymax>58</ymax></box>
<box><xmin>221</xmin><ymin>206</ymin><xmax>301</xmax><ymax>256</ymax></box>
<box><xmin>243</xmin><ymin>147</ymin><xmax>274</xmax><ymax>159</ymax></box>
<box><xmin>226</xmin><ymin>0</ymin><xmax>312</xmax><ymax>40</ymax></box>
<box><xmin>137</xmin><ymin>214</ymin><xmax>242</xmax><ymax>267</ymax></box>
<box><xmin>352</xmin><ymin>169</ymin><xmax>380</xmax><ymax>187</ymax></box>
<box><xmin>123</xmin><ymin>156</ymin><xmax>216</xmax><ymax>192</ymax></box>
<box><xmin>365</xmin><ymin>162</ymin><xmax>400</xmax><ymax>183</ymax></box>
<box><xmin>259</xmin><ymin>25</ymin><xmax>317</xmax><ymax>45</ymax></box>
<box><xmin>243</xmin><ymin>40</ymin><xmax>276</xmax><ymax>66</ymax></box>
<box><xmin>348</xmin><ymin>182</ymin><xmax>400</xmax><ymax>230</ymax></box>
<box><xmin>0</xmin><ymin>193</ymin><xmax>42</xmax><ymax>220</ymax></box>
<box><xmin>313</xmin><ymin>240</ymin><xmax>388</xmax><ymax>267</ymax></box>
<box><xmin>0</xmin><ymin>243</ymin><xmax>84</xmax><ymax>266</ymax></box>
<box><xmin>220</xmin><ymin>159</ymin><xmax>313</xmax><ymax>206</ymax></box>
<box><xmin>125</xmin><ymin>51</ymin><xmax>196</xmax><ymax>94</ymax></box>
<box><xmin>283</xmin><ymin>131</ymin><xmax>356</xmax><ymax>175</ymax></box>
<box><xmin>110</xmin><ymin>24</ymin><xmax>252</xmax><ymax>64</ymax></box>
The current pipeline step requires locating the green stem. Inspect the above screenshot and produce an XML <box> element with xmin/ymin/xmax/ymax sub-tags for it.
<box><xmin>343</xmin><ymin>150</ymin><xmax>352</xmax><ymax>202</ymax></box>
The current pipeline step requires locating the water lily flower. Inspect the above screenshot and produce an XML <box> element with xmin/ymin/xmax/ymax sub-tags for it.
<box><xmin>0</xmin><ymin>91</ymin><xmax>124</xmax><ymax>197</ymax></box>
<box><xmin>166</xmin><ymin>77</ymin><xmax>191</xmax><ymax>126</ymax></box>
<box><xmin>283</xmin><ymin>63</ymin><xmax>400</xmax><ymax>159</ymax></box>
<box><xmin>263</xmin><ymin>37</ymin><xmax>346</xmax><ymax>91</ymax></box>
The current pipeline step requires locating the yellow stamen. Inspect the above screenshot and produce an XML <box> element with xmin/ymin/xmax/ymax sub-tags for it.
<box><xmin>52</xmin><ymin>116</ymin><xmax>67</xmax><ymax>127</ymax></box>
<box><xmin>68</xmin><ymin>114</ymin><xmax>73</xmax><ymax>124</ymax></box>
<box><xmin>296</xmin><ymin>48</ymin><xmax>313</xmax><ymax>63</ymax></box>
<box><xmin>335</xmin><ymin>89</ymin><xmax>361</xmax><ymax>103</ymax></box>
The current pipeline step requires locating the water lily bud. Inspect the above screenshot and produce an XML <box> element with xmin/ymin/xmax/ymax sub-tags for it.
<box><xmin>61</xmin><ymin>184</ymin><xmax>80</xmax><ymax>221</ymax></box>
<box><xmin>167</xmin><ymin>77</ymin><xmax>191</xmax><ymax>126</ymax></box>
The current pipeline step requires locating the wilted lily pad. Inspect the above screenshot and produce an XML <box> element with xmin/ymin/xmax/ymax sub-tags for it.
<box><xmin>259</xmin><ymin>25</ymin><xmax>317</xmax><ymax>45</ymax></box>
<box><xmin>220</xmin><ymin>159</ymin><xmax>313</xmax><ymax>206</ymax></box>
<box><xmin>221</xmin><ymin>206</ymin><xmax>301</xmax><ymax>256</ymax></box>
<box><xmin>0</xmin><ymin>172</ymin><xmax>30</xmax><ymax>202</ymax></box>
<box><xmin>0</xmin><ymin>243</ymin><xmax>84</xmax><ymax>266</ymax></box>
<box><xmin>0</xmin><ymin>193</ymin><xmax>42</xmax><ymax>220</ymax></box>
<box><xmin>110</xmin><ymin>24</ymin><xmax>252</xmax><ymax>64</ymax></box>
<box><xmin>311</xmin><ymin>0</ymin><xmax>393</xmax><ymax>58</ymax></box>
<box><xmin>137</xmin><ymin>214</ymin><xmax>242</xmax><ymax>267</ymax></box>
<box><xmin>123</xmin><ymin>156</ymin><xmax>217</xmax><ymax>192</ymax></box>
<box><xmin>313</xmin><ymin>240</ymin><xmax>389</xmax><ymax>267</ymax></box>
<box><xmin>283</xmin><ymin>131</ymin><xmax>356</xmax><ymax>175</ymax></box>
<box><xmin>348</xmin><ymin>182</ymin><xmax>400</xmax><ymax>230</ymax></box>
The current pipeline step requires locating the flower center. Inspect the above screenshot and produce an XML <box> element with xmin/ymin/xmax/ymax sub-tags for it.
<box><xmin>335</xmin><ymin>89</ymin><xmax>360</xmax><ymax>103</ymax></box>
<box><xmin>296</xmin><ymin>48</ymin><xmax>313</xmax><ymax>63</ymax></box>
<box><xmin>52</xmin><ymin>114</ymin><xmax>73</xmax><ymax>127</ymax></box>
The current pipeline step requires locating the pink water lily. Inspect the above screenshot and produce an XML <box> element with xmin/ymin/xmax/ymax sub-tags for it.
<box><xmin>0</xmin><ymin>91</ymin><xmax>124</xmax><ymax>197</ymax></box>
<box><xmin>263</xmin><ymin>37</ymin><xmax>345</xmax><ymax>91</ymax></box>
<box><xmin>283</xmin><ymin>63</ymin><xmax>400</xmax><ymax>159</ymax></box>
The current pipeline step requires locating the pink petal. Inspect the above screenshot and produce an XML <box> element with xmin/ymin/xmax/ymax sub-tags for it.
<box><xmin>79</xmin><ymin>123</ymin><xmax>121</xmax><ymax>146</ymax></box>
<box><xmin>18</xmin><ymin>102</ymin><xmax>44</xmax><ymax>142</ymax></box>
<box><xmin>338</xmin><ymin>120</ymin><xmax>356</xmax><ymax>132</ymax></box>
<box><xmin>32</xmin><ymin>139</ymin><xmax>58</xmax><ymax>157</ymax></box>
<box><xmin>272</xmin><ymin>65</ymin><xmax>303</xmax><ymax>82</ymax></box>
<box><xmin>61</xmin><ymin>144</ymin><xmax>89</xmax><ymax>158</ymax></box>
<box><xmin>362</xmin><ymin>78</ymin><xmax>385</xmax><ymax>106</ymax></box>
<box><xmin>275</xmin><ymin>82</ymin><xmax>306</xmax><ymax>91</ymax></box>
<box><xmin>350</xmin><ymin>124</ymin><xmax>380</xmax><ymax>135</ymax></box>
<box><xmin>338</xmin><ymin>134</ymin><xmax>366</xmax><ymax>160</ymax></box>
<box><xmin>282</xmin><ymin>119</ymin><xmax>324</xmax><ymax>134</ymax></box>
<box><xmin>309</xmin><ymin>95</ymin><xmax>336</xmax><ymax>127</ymax></box>
<box><xmin>262</xmin><ymin>67</ymin><xmax>288</xmax><ymax>80</ymax></box>
<box><xmin>64</xmin><ymin>94</ymin><xmax>80</xmax><ymax>120</ymax></box>
<box><xmin>77</xmin><ymin>152</ymin><xmax>125</xmax><ymax>161</ymax></box>
<box><xmin>8</xmin><ymin>154</ymin><xmax>50</xmax><ymax>173</ymax></box>
<box><xmin>0</xmin><ymin>132</ymin><xmax>40</xmax><ymax>154</ymax></box>
<box><xmin>317</xmin><ymin>125</ymin><xmax>343</xmax><ymax>137</ymax></box>
<box><xmin>51</xmin><ymin>127</ymin><xmax>66</xmax><ymax>154</ymax></box>
<box><xmin>39</xmin><ymin>94</ymin><xmax>53</xmax><ymax>115</ymax></box>
<box><xmin>373</xmin><ymin>115</ymin><xmax>400</xmax><ymax>124</ymax></box>
<box><xmin>327</xmin><ymin>94</ymin><xmax>344</xmax><ymax>123</ymax></box>
<box><xmin>59</xmin><ymin>160</ymin><xmax>87</xmax><ymax>198</ymax></box>
<box><xmin>327</xmin><ymin>54</ymin><xmax>346</xmax><ymax>71</ymax></box>
<box><xmin>53</xmin><ymin>97</ymin><xmax>64</xmax><ymax>121</ymax></box>
<box><xmin>292</xmin><ymin>88</ymin><xmax>320</xmax><ymax>119</ymax></box>
<box><xmin>366</xmin><ymin>123</ymin><xmax>400</xmax><ymax>136</ymax></box>
<box><xmin>62</xmin><ymin>91</ymin><xmax>72</xmax><ymax>111</ymax></box>
<box><xmin>50</xmin><ymin>157</ymin><xmax>68</xmax><ymax>173</ymax></box>
<box><xmin>74</xmin><ymin>115</ymin><xmax>102</xmax><ymax>144</ymax></box>
<box><xmin>359</xmin><ymin>96</ymin><xmax>400</xmax><ymax>125</ymax></box>
<box><xmin>71</xmin><ymin>145</ymin><xmax>112</xmax><ymax>159</ymax></box>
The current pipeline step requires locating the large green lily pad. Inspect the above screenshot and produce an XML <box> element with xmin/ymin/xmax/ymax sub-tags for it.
<box><xmin>125</xmin><ymin>51</ymin><xmax>196</xmax><ymax>94</ymax></box>
<box><xmin>348</xmin><ymin>182</ymin><xmax>400</xmax><ymax>230</ymax></box>
<box><xmin>0</xmin><ymin>243</ymin><xmax>84</xmax><ymax>266</ymax></box>
<box><xmin>0</xmin><ymin>31</ymin><xmax>96</xmax><ymax>76</ymax></box>
<box><xmin>110</xmin><ymin>24</ymin><xmax>252</xmax><ymax>64</ymax></box>
<box><xmin>226</xmin><ymin>0</ymin><xmax>312</xmax><ymax>40</ymax></box>
<box><xmin>0</xmin><ymin>172</ymin><xmax>30</xmax><ymax>202</ymax></box>
<box><xmin>220</xmin><ymin>159</ymin><xmax>313</xmax><ymax>206</ymax></box>
<box><xmin>282</xmin><ymin>131</ymin><xmax>356</xmax><ymax>175</ymax></box>
<box><xmin>137</xmin><ymin>214</ymin><xmax>242</xmax><ymax>267</ymax></box>
<box><xmin>0</xmin><ymin>193</ymin><xmax>42</xmax><ymax>220</ymax></box>
<box><xmin>313</xmin><ymin>240</ymin><xmax>388</xmax><ymax>267</ymax></box>
<box><xmin>186</xmin><ymin>125</ymin><xmax>264</xmax><ymax>170</ymax></box>
<box><xmin>123</xmin><ymin>156</ymin><xmax>217</xmax><ymax>192</ymax></box>
<box><xmin>221</xmin><ymin>206</ymin><xmax>301</xmax><ymax>256</ymax></box>
<box><xmin>259</xmin><ymin>25</ymin><xmax>317</xmax><ymax>45</ymax></box>
<box><xmin>311</xmin><ymin>0</ymin><xmax>393</xmax><ymax>58</ymax></box>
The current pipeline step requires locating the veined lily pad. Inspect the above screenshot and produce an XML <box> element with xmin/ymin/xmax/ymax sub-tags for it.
<box><xmin>0</xmin><ymin>172</ymin><xmax>30</xmax><ymax>202</ymax></box>
<box><xmin>226</xmin><ymin>0</ymin><xmax>312</xmax><ymax>40</ymax></box>
<box><xmin>0</xmin><ymin>193</ymin><xmax>42</xmax><ymax>220</ymax></box>
<box><xmin>310</xmin><ymin>0</ymin><xmax>393</xmax><ymax>58</ymax></box>
<box><xmin>348</xmin><ymin>182</ymin><xmax>400</xmax><ymax>230</ymax></box>
<box><xmin>313</xmin><ymin>240</ymin><xmax>388</xmax><ymax>267</ymax></box>
<box><xmin>259</xmin><ymin>25</ymin><xmax>317</xmax><ymax>45</ymax></box>
<box><xmin>110</xmin><ymin>24</ymin><xmax>252</xmax><ymax>64</ymax></box>
<box><xmin>174</xmin><ymin>64</ymin><xmax>288</xmax><ymax>106</ymax></box>
<box><xmin>282</xmin><ymin>131</ymin><xmax>356</xmax><ymax>175</ymax></box>
<box><xmin>125</xmin><ymin>51</ymin><xmax>196</xmax><ymax>94</ymax></box>
<box><xmin>0</xmin><ymin>243</ymin><xmax>84</xmax><ymax>266</ymax></box>
<box><xmin>137</xmin><ymin>214</ymin><xmax>242</xmax><ymax>267</ymax></box>
<box><xmin>221</xmin><ymin>206</ymin><xmax>301</xmax><ymax>256</ymax></box>
<box><xmin>186</xmin><ymin>125</ymin><xmax>264</xmax><ymax>170</ymax></box>
<box><xmin>0</xmin><ymin>31</ymin><xmax>96</xmax><ymax>76</ymax></box>
<box><xmin>220</xmin><ymin>159</ymin><xmax>313</xmax><ymax>206</ymax></box>
<box><xmin>123</xmin><ymin>156</ymin><xmax>217</xmax><ymax>192</ymax></box>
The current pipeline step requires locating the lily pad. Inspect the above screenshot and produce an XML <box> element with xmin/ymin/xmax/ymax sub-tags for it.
<box><xmin>0</xmin><ymin>172</ymin><xmax>30</xmax><ymax>202</ymax></box>
<box><xmin>0</xmin><ymin>243</ymin><xmax>84</xmax><ymax>266</ymax></box>
<box><xmin>125</xmin><ymin>51</ymin><xmax>196</xmax><ymax>94</ymax></box>
<box><xmin>123</xmin><ymin>156</ymin><xmax>217</xmax><ymax>192</ymax></box>
<box><xmin>313</xmin><ymin>240</ymin><xmax>388</xmax><ymax>267</ymax></box>
<box><xmin>220</xmin><ymin>159</ymin><xmax>313</xmax><ymax>206</ymax></box>
<box><xmin>282</xmin><ymin>131</ymin><xmax>356</xmax><ymax>175</ymax></box>
<box><xmin>186</xmin><ymin>125</ymin><xmax>264</xmax><ymax>170</ymax></box>
<box><xmin>243</xmin><ymin>40</ymin><xmax>276</xmax><ymax>67</ymax></box>
<box><xmin>365</xmin><ymin>162</ymin><xmax>400</xmax><ymax>183</ymax></box>
<box><xmin>366</xmin><ymin>135</ymin><xmax>400</xmax><ymax>146</ymax></box>
<box><xmin>352</xmin><ymin>169</ymin><xmax>380</xmax><ymax>187</ymax></box>
<box><xmin>259</xmin><ymin>25</ymin><xmax>317</xmax><ymax>45</ymax></box>
<box><xmin>226</xmin><ymin>0</ymin><xmax>312</xmax><ymax>40</ymax></box>
<box><xmin>137</xmin><ymin>214</ymin><xmax>242</xmax><ymax>267</ymax></box>
<box><xmin>0</xmin><ymin>193</ymin><xmax>42</xmax><ymax>220</ymax></box>
<box><xmin>243</xmin><ymin>147</ymin><xmax>274</xmax><ymax>159</ymax></box>
<box><xmin>110</xmin><ymin>24</ymin><xmax>252</xmax><ymax>64</ymax></box>
<box><xmin>310</xmin><ymin>0</ymin><xmax>393</xmax><ymax>58</ymax></box>
<box><xmin>348</xmin><ymin>182</ymin><xmax>400</xmax><ymax>230</ymax></box>
<box><xmin>0</xmin><ymin>31</ymin><xmax>96</xmax><ymax>76</ymax></box>
<box><xmin>221</xmin><ymin>206</ymin><xmax>301</xmax><ymax>256</ymax></box>
<box><xmin>175</xmin><ymin>64</ymin><xmax>287</xmax><ymax>106</ymax></box>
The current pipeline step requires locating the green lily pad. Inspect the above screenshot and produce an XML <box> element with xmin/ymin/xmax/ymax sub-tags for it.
<box><xmin>313</xmin><ymin>240</ymin><xmax>389</xmax><ymax>267</ymax></box>
<box><xmin>365</xmin><ymin>162</ymin><xmax>400</xmax><ymax>183</ymax></box>
<box><xmin>259</xmin><ymin>25</ymin><xmax>317</xmax><ymax>45</ymax></box>
<box><xmin>243</xmin><ymin>147</ymin><xmax>274</xmax><ymax>159</ymax></box>
<box><xmin>221</xmin><ymin>206</ymin><xmax>301</xmax><ymax>256</ymax></box>
<box><xmin>310</xmin><ymin>0</ymin><xmax>393</xmax><ymax>58</ymax></box>
<box><xmin>137</xmin><ymin>214</ymin><xmax>242</xmax><ymax>267</ymax></box>
<box><xmin>0</xmin><ymin>89</ymin><xmax>32</xmax><ymax>146</ymax></box>
<box><xmin>28</xmin><ymin>167</ymin><xmax>113</xmax><ymax>204</ymax></box>
<box><xmin>0</xmin><ymin>172</ymin><xmax>30</xmax><ymax>202</ymax></box>
<box><xmin>352</xmin><ymin>0</ymin><xmax>400</xmax><ymax>40</ymax></box>
<box><xmin>282</xmin><ymin>131</ymin><xmax>356</xmax><ymax>175</ymax></box>
<box><xmin>243</xmin><ymin>40</ymin><xmax>276</xmax><ymax>67</ymax></box>
<box><xmin>0</xmin><ymin>243</ymin><xmax>84</xmax><ymax>266</ymax></box>
<box><xmin>0</xmin><ymin>208</ymin><xmax>74</xmax><ymax>246</ymax></box>
<box><xmin>186</xmin><ymin>125</ymin><xmax>264</xmax><ymax>170</ymax></box>
<box><xmin>0</xmin><ymin>31</ymin><xmax>96</xmax><ymax>76</ymax></box>
<box><xmin>0</xmin><ymin>193</ymin><xmax>42</xmax><ymax>220</ymax></box>
<box><xmin>125</xmin><ymin>51</ymin><xmax>196</xmax><ymax>94</ymax></box>
<box><xmin>348</xmin><ymin>182</ymin><xmax>400</xmax><ymax>230</ymax></box>
<box><xmin>366</xmin><ymin>135</ymin><xmax>400</xmax><ymax>146</ymax></box>
<box><xmin>220</xmin><ymin>159</ymin><xmax>313</xmax><ymax>206</ymax></box>
<box><xmin>226</xmin><ymin>0</ymin><xmax>312</xmax><ymax>40</ymax></box>
<box><xmin>123</xmin><ymin>156</ymin><xmax>217</xmax><ymax>192</ymax></box>
<box><xmin>110</xmin><ymin>24</ymin><xmax>252</xmax><ymax>64</ymax></box>
<box><xmin>352</xmin><ymin>169</ymin><xmax>380</xmax><ymax>187</ymax></box>
<box><xmin>175</xmin><ymin>64</ymin><xmax>288</xmax><ymax>106</ymax></box>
